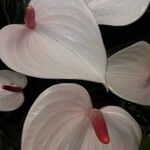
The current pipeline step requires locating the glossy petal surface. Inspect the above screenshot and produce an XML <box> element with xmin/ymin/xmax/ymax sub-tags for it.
<box><xmin>100</xmin><ymin>106</ymin><xmax>141</xmax><ymax>150</ymax></box>
<box><xmin>86</xmin><ymin>0</ymin><xmax>150</xmax><ymax>25</ymax></box>
<box><xmin>22</xmin><ymin>83</ymin><xmax>141</xmax><ymax>150</ymax></box>
<box><xmin>0</xmin><ymin>0</ymin><xmax>107</xmax><ymax>83</ymax></box>
<box><xmin>106</xmin><ymin>41</ymin><xmax>150</xmax><ymax>105</ymax></box>
<box><xmin>0</xmin><ymin>70</ymin><xmax>27</xmax><ymax>111</ymax></box>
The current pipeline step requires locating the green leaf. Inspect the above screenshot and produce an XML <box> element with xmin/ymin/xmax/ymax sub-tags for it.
<box><xmin>140</xmin><ymin>136</ymin><xmax>150</xmax><ymax>150</ymax></box>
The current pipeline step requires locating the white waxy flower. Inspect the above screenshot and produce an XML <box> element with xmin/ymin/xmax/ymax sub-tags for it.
<box><xmin>22</xmin><ymin>83</ymin><xmax>142</xmax><ymax>150</ymax></box>
<box><xmin>0</xmin><ymin>70</ymin><xmax>27</xmax><ymax>111</ymax></box>
<box><xmin>0</xmin><ymin>0</ymin><xmax>149</xmax><ymax>106</ymax></box>
<box><xmin>0</xmin><ymin>0</ymin><xmax>107</xmax><ymax>83</ymax></box>
<box><xmin>86</xmin><ymin>0</ymin><xmax>150</xmax><ymax>25</ymax></box>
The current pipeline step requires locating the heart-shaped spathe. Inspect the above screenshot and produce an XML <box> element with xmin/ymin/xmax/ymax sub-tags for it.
<box><xmin>22</xmin><ymin>83</ymin><xmax>142</xmax><ymax>150</ymax></box>
<box><xmin>86</xmin><ymin>0</ymin><xmax>150</xmax><ymax>25</ymax></box>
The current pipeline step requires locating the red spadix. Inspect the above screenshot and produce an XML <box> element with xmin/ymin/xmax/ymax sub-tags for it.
<box><xmin>88</xmin><ymin>108</ymin><xmax>110</xmax><ymax>144</ymax></box>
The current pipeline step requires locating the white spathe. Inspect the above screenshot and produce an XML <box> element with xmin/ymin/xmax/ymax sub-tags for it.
<box><xmin>86</xmin><ymin>0</ymin><xmax>150</xmax><ymax>25</ymax></box>
<box><xmin>0</xmin><ymin>0</ymin><xmax>149</xmax><ymax>106</ymax></box>
<box><xmin>106</xmin><ymin>41</ymin><xmax>150</xmax><ymax>105</ymax></box>
<box><xmin>22</xmin><ymin>83</ymin><xmax>142</xmax><ymax>150</ymax></box>
<box><xmin>0</xmin><ymin>0</ymin><xmax>107</xmax><ymax>83</ymax></box>
<box><xmin>0</xmin><ymin>70</ymin><xmax>27</xmax><ymax>111</ymax></box>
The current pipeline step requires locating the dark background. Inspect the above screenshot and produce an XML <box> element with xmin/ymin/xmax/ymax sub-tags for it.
<box><xmin>0</xmin><ymin>0</ymin><xmax>150</xmax><ymax>149</ymax></box>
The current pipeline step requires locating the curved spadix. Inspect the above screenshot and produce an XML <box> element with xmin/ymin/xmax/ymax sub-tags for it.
<box><xmin>0</xmin><ymin>70</ymin><xmax>27</xmax><ymax>111</ymax></box>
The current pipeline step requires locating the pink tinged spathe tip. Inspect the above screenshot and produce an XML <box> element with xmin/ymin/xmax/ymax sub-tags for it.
<box><xmin>24</xmin><ymin>5</ymin><xmax>36</xmax><ymax>29</ymax></box>
<box><xmin>88</xmin><ymin>109</ymin><xmax>110</xmax><ymax>144</ymax></box>
<box><xmin>2</xmin><ymin>85</ymin><xmax>23</xmax><ymax>93</ymax></box>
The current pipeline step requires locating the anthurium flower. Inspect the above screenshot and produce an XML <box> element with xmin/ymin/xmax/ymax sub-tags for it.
<box><xmin>0</xmin><ymin>70</ymin><xmax>27</xmax><ymax>111</ymax></box>
<box><xmin>86</xmin><ymin>0</ymin><xmax>150</xmax><ymax>25</ymax></box>
<box><xmin>0</xmin><ymin>0</ymin><xmax>149</xmax><ymax>106</ymax></box>
<box><xmin>0</xmin><ymin>0</ymin><xmax>107</xmax><ymax>83</ymax></box>
<box><xmin>22</xmin><ymin>83</ymin><xmax>142</xmax><ymax>150</ymax></box>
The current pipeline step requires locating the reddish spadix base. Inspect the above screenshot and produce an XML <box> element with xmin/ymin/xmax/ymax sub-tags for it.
<box><xmin>88</xmin><ymin>109</ymin><xmax>110</xmax><ymax>144</ymax></box>
<box><xmin>24</xmin><ymin>5</ymin><xmax>36</xmax><ymax>29</ymax></box>
<box><xmin>2</xmin><ymin>85</ymin><xmax>23</xmax><ymax>93</ymax></box>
